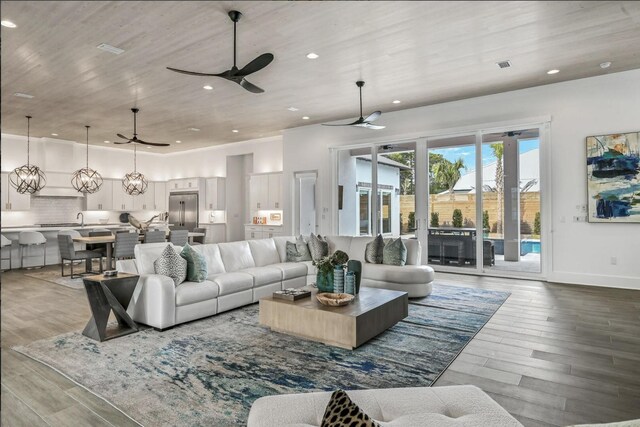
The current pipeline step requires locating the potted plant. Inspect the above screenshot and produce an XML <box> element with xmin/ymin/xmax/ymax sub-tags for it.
<box><xmin>314</xmin><ymin>250</ymin><xmax>349</xmax><ymax>293</ymax></box>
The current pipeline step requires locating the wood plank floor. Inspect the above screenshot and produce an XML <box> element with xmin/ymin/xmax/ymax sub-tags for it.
<box><xmin>2</xmin><ymin>266</ymin><xmax>639</xmax><ymax>426</ymax></box>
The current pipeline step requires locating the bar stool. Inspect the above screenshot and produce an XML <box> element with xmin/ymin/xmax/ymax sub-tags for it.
<box><xmin>18</xmin><ymin>231</ymin><xmax>47</xmax><ymax>269</ymax></box>
<box><xmin>1</xmin><ymin>234</ymin><xmax>12</xmax><ymax>271</ymax></box>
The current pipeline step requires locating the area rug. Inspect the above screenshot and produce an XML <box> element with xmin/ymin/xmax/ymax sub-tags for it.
<box><xmin>24</xmin><ymin>261</ymin><xmax>103</xmax><ymax>289</ymax></box>
<box><xmin>14</xmin><ymin>284</ymin><xmax>509</xmax><ymax>426</ymax></box>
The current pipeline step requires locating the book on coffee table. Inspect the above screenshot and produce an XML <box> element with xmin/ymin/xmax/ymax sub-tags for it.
<box><xmin>273</xmin><ymin>288</ymin><xmax>311</xmax><ymax>301</ymax></box>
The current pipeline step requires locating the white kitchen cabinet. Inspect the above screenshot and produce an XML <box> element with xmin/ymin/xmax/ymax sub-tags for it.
<box><xmin>249</xmin><ymin>174</ymin><xmax>269</xmax><ymax>210</ymax></box>
<box><xmin>268</xmin><ymin>173</ymin><xmax>282</xmax><ymax>210</ymax></box>
<box><xmin>154</xmin><ymin>181</ymin><xmax>167</xmax><ymax>211</ymax></box>
<box><xmin>86</xmin><ymin>179</ymin><xmax>113</xmax><ymax>210</ymax></box>
<box><xmin>205</xmin><ymin>178</ymin><xmax>226</xmax><ymax>210</ymax></box>
<box><xmin>1</xmin><ymin>172</ymin><xmax>31</xmax><ymax>211</ymax></box>
<box><xmin>199</xmin><ymin>223</ymin><xmax>226</xmax><ymax>243</ymax></box>
<box><xmin>168</xmin><ymin>178</ymin><xmax>200</xmax><ymax>191</ymax></box>
<box><xmin>112</xmin><ymin>183</ymin><xmax>134</xmax><ymax>211</ymax></box>
<box><xmin>244</xmin><ymin>224</ymin><xmax>282</xmax><ymax>240</ymax></box>
<box><xmin>133</xmin><ymin>182</ymin><xmax>155</xmax><ymax>210</ymax></box>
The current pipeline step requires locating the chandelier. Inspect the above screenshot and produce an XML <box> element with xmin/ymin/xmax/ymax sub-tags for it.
<box><xmin>122</xmin><ymin>142</ymin><xmax>148</xmax><ymax>195</ymax></box>
<box><xmin>9</xmin><ymin>116</ymin><xmax>46</xmax><ymax>194</ymax></box>
<box><xmin>71</xmin><ymin>125</ymin><xmax>103</xmax><ymax>194</ymax></box>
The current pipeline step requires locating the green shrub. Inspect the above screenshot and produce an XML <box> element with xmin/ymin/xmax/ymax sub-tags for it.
<box><xmin>430</xmin><ymin>212</ymin><xmax>439</xmax><ymax>228</ymax></box>
<box><xmin>408</xmin><ymin>212</ymin><xmax>415</xmax><ymax>230</ymax></box>
<box><xmin>483</xmin><ymin>210</ymin><xmax>490</xmax><ymax>231</ymax></box>
<box><xmin>452</xmin><ymin>209</ymin><xmax>463</xmax><ymax>228</ymax></box>
<box><xmin>534</xmin><ymin>212</ymin><xmax>541</xmax><ymax>235</ymax></box>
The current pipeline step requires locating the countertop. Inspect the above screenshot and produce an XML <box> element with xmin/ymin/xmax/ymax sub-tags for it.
<box><xmin>244</xmin><ymin>223</ymin><xmax>283</xmax><ymax>227</ymax></box>
<box><xmin>1</xmin><ymin>224</ymin><xmax>134</xmax><ymax>233</ymax></box>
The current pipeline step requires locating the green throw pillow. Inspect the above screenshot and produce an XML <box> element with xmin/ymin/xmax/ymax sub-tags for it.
<box><xmin>364</xmin><ymin>234</ymin><xmax>385</xmax><ymax>264</ymax></box>
<box><xmin>286</xmin><ymin>236</ymin><xmax>312</xmax><ymax>262</ymax></box>
<box><xmin>382</xmin><ymin>238</ymin><xmax>407</xmax><ymax>266</ymax></box>
<box><xmin>180</xmin><ymin>243</ymin><xmax>208</xmax><ymax>282</ymax></box>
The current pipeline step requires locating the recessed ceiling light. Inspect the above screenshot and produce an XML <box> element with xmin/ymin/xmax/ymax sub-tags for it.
<box><xmin>232</xmin><ymin>129</ymin><xmax>239</xmax><ymax>133</ymax></box>
<box><xmin>600</xmin><ymin>61</ymin><xmax>612</xmax><ymax>69</ymax></box>
<box><xmin>203</xmin><ymin>85</ymin><xmax>213</xmax><ymax>90</ymax></box>
<box><xmin>176</xmin><ymin>140</ymin><xmax>182</xmax><ymax>143</ymax></box>
<box><xmin>14</xmin><ymin>92</ymin><xmax>34</xmax><ymax>99</ymax></box>
<box><xmin>392</xmin><ymin>100</ymin><xmax>401</xmax><ymax>104</ymax></box>
<box><xmin>188</xmin><ymin>127</ymin><xmax>200</xmax><ymax>132</ymax></box>
<box><xmin>51</xmin><ymin>133</ymin><xmax>58</xmax><ymax>136</ymax></box>
<box><xmin>97</xmin><ymin>43</ymin><xmax>124</xmax><ymax>55</ymax></box>
<box><xmin>146</xmin><ymin>146</ymin><xmax>152</xmax><ymax>149</ymax></box>
<box><xmin>547</xmin><ymin>69</ymin><xmax>560</xmax><ymax>75</ymax></box>
<box><xmin>1</xmin><ymin>20</ymin><xmax>17</xmax><ymax>28</ymax></box>
<box><xmin>306</xmin><ymin>52</ymin><xmax>319</xmax><ymax>59</ymax></box>
<box><xmin>287</xmin><ymin>107</ymin><xmax>299</xmax><ymax>112</ymax></box>
<box><xmin>302</xmin><ymin>116</ymin><xmax>310</xmax><ymax>120</ymax></box>
<box><xmin>104</xmin><ymin>140</ymin><xmax>110</xmax><ymax>143</ymax></box>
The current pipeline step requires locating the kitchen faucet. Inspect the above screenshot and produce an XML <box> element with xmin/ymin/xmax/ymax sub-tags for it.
<box><xmin>77</xmin><ymin>212</ymin><xmax>84</xmax><ymax>227</ymax></box>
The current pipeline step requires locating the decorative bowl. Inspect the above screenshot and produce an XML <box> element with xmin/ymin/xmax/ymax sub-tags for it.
<box><xmin>316</xmin><ymin>292</ymin><xmax>354</xmax><ymax>307</ymax></box>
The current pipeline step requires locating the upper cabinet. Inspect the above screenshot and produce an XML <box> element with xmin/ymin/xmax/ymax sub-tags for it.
<box><xmin>249</xmin><ymin>173</ymin><xmax>282</xmax><ymax>211</ymax></box>
<box><xmin>86</xmin><ymin>179</ymin><xmax>113</xmax><ymax>211</ymax></box>
<box><xmin>133</xmin><ymin>182</ymin><xmax>156</xmax><ymax>211</ymax></box>
<box><xmin>112</xmin><ymin>182</ymin><xmax>134</xmax><ymax>211</ymax></box>
<box><xmin>205</xmin><ymin>178</ymin><xmax>226</xmax><ymax>210</ymax></box>
<box><xmin>154</xmin><ymin>181</ymin><xmax>167</xmax><ymax>211</ymax></box>
<box><xmin>1</xmin><ymin>172</ymin><xmax>31</xmax><ymax>211</ymax></box>
<box><xmin>168</xmin><ymin>178</ymin><xmax>200</xmax><ymax>191</ymax></box>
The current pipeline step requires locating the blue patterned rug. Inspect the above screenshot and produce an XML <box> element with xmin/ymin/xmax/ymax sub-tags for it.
<box><xmin>14</xmin><ymin>284</ymin><xmax>509</xmax><ymax>426</ymax></box>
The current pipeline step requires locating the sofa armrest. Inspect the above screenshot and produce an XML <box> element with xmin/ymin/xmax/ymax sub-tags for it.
<box><xmin>127</xmin><ymin>274</ymin><xmax>176</xmax><ymax>329</ymax></box>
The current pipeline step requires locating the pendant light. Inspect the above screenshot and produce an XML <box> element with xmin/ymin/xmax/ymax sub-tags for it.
<box><xmin>9</xmin><ymin>116</ymin><xmax>46</xmax><ymax>194</ymax></box>
<box><xmin>122</xmin><ymin>142</ymin><xmax>148</xmax><ymax>195</ymax></box>
<box><xmin>71</xmin><ymin>126</ymin><xmax>103</xmax><ymax>193</ymax></box>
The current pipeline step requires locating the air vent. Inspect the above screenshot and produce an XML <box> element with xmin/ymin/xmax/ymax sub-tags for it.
<box><xmin>97</xmin><ymin>43</ymin><xmax>125</xmax><ymax>55</ymax></box>
<box><xmin>14</xmin><ymin>92</ymin><xmax>34</xmax><ymax>99</ymax></box>
<box><xmin>496</xmin><ymin>60</ymin><xmax>512</xmax><ymax>69</ymax></box>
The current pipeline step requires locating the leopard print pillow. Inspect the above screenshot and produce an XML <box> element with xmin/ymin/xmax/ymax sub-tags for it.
<box><xmin>321</xmin><ymin>390</ymin><xmax>380</xmax><ymax>427</ymax></box>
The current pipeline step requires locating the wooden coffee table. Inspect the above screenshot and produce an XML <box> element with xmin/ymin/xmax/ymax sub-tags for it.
<box><xmin>259</xmin><ymin>287</ymin><xmax>408</xmax><ymax>350</ymax></box>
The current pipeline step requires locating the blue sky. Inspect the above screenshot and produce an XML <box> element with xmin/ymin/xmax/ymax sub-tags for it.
<box><xmin>430</xmin><ymin>139</ymin><xmax>539</xmax><ymax>173</ymax></box>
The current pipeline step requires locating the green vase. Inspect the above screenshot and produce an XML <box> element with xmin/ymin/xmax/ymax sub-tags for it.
<box><xmin>316</xmin><ymin>270</ymin><xmax>334</xmax><ymax>293</ymax></box>
<box><xmin>347</xmin><ymin>260</ymin><xmax>362</xmax><ymax>294</ymax></box>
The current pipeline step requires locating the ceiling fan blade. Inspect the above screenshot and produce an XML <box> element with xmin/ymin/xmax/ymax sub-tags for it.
<box><xmin>136</xmin><ymin>139</ymin><xmax>171</xmax><ymax>147</ymax></box>
<box><xmin>361</xmin><ymin>123</ymin><xmax>386</xmax><ymax>130</ymax></box>
<box><xmin>166</xmin><ymin>67</ymin><xmax>221</xmax><ymax>77</ymax></box>
<box><xmin>114</xmin><ymin>141</ymin><xmax>130</xmax><ymax>144</ymax></box>
<box><xmin>322</xmin><ymin>117</ymin><xmax>364</xmax><ymax>126</ymax></box>
<box><xmin>239</xmin><ymin>78</ymin><xmax>265</xmax><ymax>93</ymax></box>
<box><xmin>238</xmin><ymin>53</ymin><xmax>274</xmax><ymax>76</ymax></box>
<box><xmin>321</xmin><ymin>123</ymin><xmax>354</xmax><ymax>127</ymax></box>
<box><xmin>117</xmin><ymin>133</ymin><xmax>131</xmax><ymax>140</ymax></box>
<box><xmin>363</xmin><ymin>111</ymin><xmax>382</xmax><ymax>123</ymax></box>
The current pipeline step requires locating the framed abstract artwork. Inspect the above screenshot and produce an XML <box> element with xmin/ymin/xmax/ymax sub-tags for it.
<box><xmin>586</xmin><ymin>131</ymin><xmax>640</xmax><ymax>223</ymax></box>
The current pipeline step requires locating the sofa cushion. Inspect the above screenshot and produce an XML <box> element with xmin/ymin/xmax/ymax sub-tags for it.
<box><xmin>362</xmin><ymin>263</ymin><xmax>434</xmax><ymax>284</ymax></box>
<box><xmin>192</xmin><ymin>244</ymin><xmax>226</xmax><ymax>276</ymax></box>
<box><xmin>248</xmin><ymin>239</ymin><xmax>281</xmax><ymax>267</ymax></box>
<box><xmin>180</xmin><ymin>243</ymin><xmax>208</xmax><ymax>282</ymax></box>
<box><xmin>403</xmin><ymin>238</ymin><xmax>421</xmax><ymax>265</ymax></box>
<box><xmin>325</xmin><ymin>235</ymin><xmax>352</xmax><ymax>256</ymax></box>
<box><xmin>308</xmin><ymin>233</ymin><xmax>329</xmax><ymax>261</ymax></box>
<box><xmin>175</xmin><ymin>280</ymin><xmax>219</xmax><ymax>306</ymax></box>
<box><xmin>218</xmin><ymin>241</ymin><xmax>256</xmax><ymax>272</ymax></box>
<box><xmin>321</xmin><ymin>390</ymin><xmax>379</xmax><ymax>427</ymax></box>
<box><xmin>153</xmin><ymin>244</ymin><xmax>187</xmax><ymax>286</ymax></box>
<box><xmin>211</xmin><ymin>272</ymin><xmax>254</xmax><ymax>295</ymax></box>
<box><xmin>240</xmin><ymin>266</ymin><xmax>282</xmax><ymax>287</ymax></box>
<box><xmin>383</xmin><ymin>238</ymin><xmax>407</xmax><ymax>266</ymax></box>
<box><xmin>302</xmin><ymin>260</ymin><xmax>317</xmax><ymax>276</ymax></box>
<box><xmin>364</xmin><ymin>235</ymin><xmax>385</xmax><ymax>264</ymax></box>
<box><xmin>272</xmin><ymin>236</ymin><xmax>297</xmax><ymax>263</ymax></box>
<box><xmin>135</xmin><ymin>242</ymin><xmax>179</xmax><ymax>275</ymax></box>
<box><xmin>270</xmin><ymin>262</ymin><xmax>308</xmax><ymax>280</ymax></box>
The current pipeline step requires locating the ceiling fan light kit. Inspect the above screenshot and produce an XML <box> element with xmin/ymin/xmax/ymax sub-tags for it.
<box><xmin>9</xmin><ymin>116</ymin><xmax>47</xmax><ymax>194</ymax></box>
<box><xmin>72</xmin><ymin>125</ymin><xmax>103</xmax><ymax>194</ymax></box>
<box><xmin>167</xmin><ymin>10</ymin><xmax>274</xmax><ymax>93</ymax></box>
<box><xmin>322</xmin><ymin>81</ymin><xmax>385</xmax><ymax>130</ymax></box>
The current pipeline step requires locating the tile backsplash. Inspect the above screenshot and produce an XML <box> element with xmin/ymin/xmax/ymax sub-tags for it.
<box><xmin>1</xmin><ymin>196</ymin><xmax>84</xmax><ymax>226</ymax></box>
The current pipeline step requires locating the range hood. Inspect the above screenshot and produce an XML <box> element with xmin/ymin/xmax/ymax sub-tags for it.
<box><xmin>34</xmin><ymin>187</ymin><xmax>84</xmax><ymax>197</ymax></box>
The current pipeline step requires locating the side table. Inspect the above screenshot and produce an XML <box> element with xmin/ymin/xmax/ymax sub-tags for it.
<box><xmin>82</xmin><ymin>273</ymin><xmax>139</xmax><ymax>342</ymax></box>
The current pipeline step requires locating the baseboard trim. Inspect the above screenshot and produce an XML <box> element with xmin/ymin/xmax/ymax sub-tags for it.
<box><xmin>549</xmin><ymin>271</ymin><xmax>640</xmax><ymax>290</ymax></box>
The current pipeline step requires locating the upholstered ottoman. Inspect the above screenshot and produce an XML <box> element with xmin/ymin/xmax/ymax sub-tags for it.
<box><xmin>247</xmin><ymin>385</ymin><xmax>522</xmax><ymax>426</ymax></box>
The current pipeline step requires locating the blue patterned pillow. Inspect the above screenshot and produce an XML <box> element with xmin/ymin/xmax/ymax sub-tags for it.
<box><xmin>180</xmin><ymin>243</ymin><xmax>208</xmax><ymax>282</ymax></box>
<box><xmin>154</xmin><ymin>244</ymin><xmax>187</xmax><ymax>286</ymax></box>
<box><xmin>382</xmin><ymin>238</ymin><xmax>407</xmax><ymax>266</ymax></box>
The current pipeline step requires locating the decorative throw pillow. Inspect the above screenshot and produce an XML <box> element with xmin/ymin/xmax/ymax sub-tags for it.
<box><xmin>180</xmin><ymin>243</ymin><xmax>208</xmax><ymax>282</ymax></box>
<box><xmin>364</xmin><ymin>234</ymin><xmax>385</xmax><ymax>264</ymax></box>
<box><xmin>308</xmin><ymin>233</ymin><xmax>329</xmax><ymax>262</ymax></box>
<box><xmin>382</xmin><ymin>237</ymin><xmax>407</xmax><ymax>266</ymax></box>
<box><xmin>321</xmin><ymin>390</ymin><xmax>380</xmax><ymax>427</ymax></box>
<box><xmin>285</xmin><ymin>236</ymin><xmax>313</xmax><ymax>262</ymax></box>
<box><xmin>154</xmin><ymin>245</ymin><xmax>187</xmax><ymax>286</ymax></box>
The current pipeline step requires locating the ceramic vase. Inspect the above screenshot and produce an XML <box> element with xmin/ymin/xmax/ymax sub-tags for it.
<box><xmin>316</xmin><ymin>270</ymin><xmax>334</xmax><ymax>293</ymax></box>
<box><xmin>347</xmin><ymin>260</ymin><xmax>362</xmax><ymax>294</ymax></box>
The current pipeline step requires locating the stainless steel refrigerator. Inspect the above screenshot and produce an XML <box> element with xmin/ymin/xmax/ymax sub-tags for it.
<box><xmin>168</xmin><ymin>192</ymin><xmax>198</xmax><ymax>231</ymax></box>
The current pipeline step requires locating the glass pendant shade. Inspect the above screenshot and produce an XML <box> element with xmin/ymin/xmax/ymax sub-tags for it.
<box><xmin>123</xmin><ymin>143</ymin><xmax>147</xmax><ymax>195</ymax></box>
<box><xmin>10</xmin><ymin>116</ymin><xmax>46</xmax><ymax>194</ymax></box>
<box><xmin>72</xmin><ymin>125</ymin><xmax>103</xmax><ymax>194</ymax></box>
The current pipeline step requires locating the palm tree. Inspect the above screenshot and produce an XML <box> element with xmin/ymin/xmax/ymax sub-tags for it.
<box><xmin>490</xmin><ymin>143</ymin><xmax>504</xmax><ymax>235</ymax></box>
<box><xmin>433</xmin><ymin>158</ymin><xmax>466</xmax><ymax>215</ymax></box>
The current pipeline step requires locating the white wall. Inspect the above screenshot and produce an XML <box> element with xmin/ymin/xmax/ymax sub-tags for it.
<box><xmin>282</xmin><ymin>69</ymin><xmax>640</xmax><ymax>289</ymax></box>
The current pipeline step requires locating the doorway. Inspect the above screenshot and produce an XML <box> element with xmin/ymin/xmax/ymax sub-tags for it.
<box><xmin>226</xmin><ymin>154</ymin><xmax>253</xmax><ymax>242</ymax></box>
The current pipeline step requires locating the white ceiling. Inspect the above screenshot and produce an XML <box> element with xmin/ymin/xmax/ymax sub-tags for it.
<box><xmin>2</xmin><ymin>1</ymin><xmax>640</xmax><ymax>152</ymax></box>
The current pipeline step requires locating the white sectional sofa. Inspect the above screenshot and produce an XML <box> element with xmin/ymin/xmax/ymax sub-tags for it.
<box><xmin>118</xmin><ymin>235</ymin><xmax>434</xmax><ymax>330</ymax></box>
<box><xmin>247</xmin><ymin>385</ymin><xmax>522</xmax><ymax>426</ymax></box>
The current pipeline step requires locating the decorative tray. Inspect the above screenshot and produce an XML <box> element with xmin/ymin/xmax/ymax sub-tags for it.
<box><xmin>316</xmin><ymin>292</ymin><xmax>355</xmax><ymax>306</ymax></box>
<box><xmin>273</xmin><ymin>288</ymin><xmax>312</xmax><ymax>301</ymax></box>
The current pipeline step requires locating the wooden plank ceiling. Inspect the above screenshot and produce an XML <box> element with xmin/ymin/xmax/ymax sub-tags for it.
<box><xmin>2</xmin><ymin>1</ymin><xmax>640</xmax><ymax>152</ymax></box>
